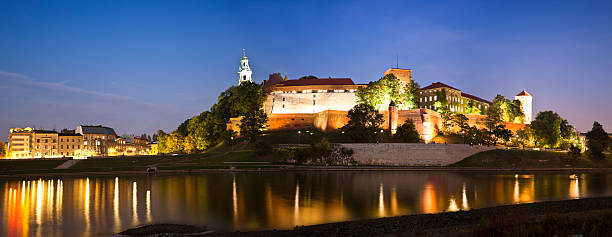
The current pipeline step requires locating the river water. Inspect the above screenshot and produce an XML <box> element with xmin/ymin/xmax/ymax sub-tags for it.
<box><xmin>1</xmin><ymin>171</ymin><xmax>611</xmax><ymax>236</ymax></box>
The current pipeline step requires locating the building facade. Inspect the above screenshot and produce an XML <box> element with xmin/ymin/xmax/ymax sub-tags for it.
<box><xmin>7</xmin><ymin>128</ymin><xmax>34</xmax><ymax>158</ymax></box>
<box><xmin>419</xmin><ymin>82</ymin><xmax>491</xmax><ymax>114</ymax></box>
<box><xmin>58</xmin><ymin>133</ymin><xmax>83</xmax><ymax>158</ymax></box>
<box><xmin>77</xmin><ymin>125</ymin><xmax>118</xmax><ymax>157</ymax></box>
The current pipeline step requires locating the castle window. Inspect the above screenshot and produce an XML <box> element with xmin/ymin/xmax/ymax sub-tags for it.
<box><xmin>282</xmin><ymin>104</ymin><xmax>285</xmax><ymax>108</ymax></box>
<box><xmin>429</xmin><ymin>96</ymin><xmax>432</xmax><ymax>101</ymax></box>
<box><xmin>434</xmin><ymin>95</ymin><xmax>437</xmax><ymax>101</ymax></box>
<box><xmin>313</xmin><ymin>94</ymin><xmax>316</xmax><ymax>98</ymax></box>
<box><xmin>313</xmin><ymin>100</ymin><xmax>316</xmax><ymax>105</ymax></box>
<box><xmin>282</xmin><ymin>97</ymin><xmax>285</xmax><ymax>101</ymax></box>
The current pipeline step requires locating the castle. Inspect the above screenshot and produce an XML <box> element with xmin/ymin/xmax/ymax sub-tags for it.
<box><xmin>229</xmin><ymin>51</ymin><xmax>532</xmax><ymax>142</ymax></box>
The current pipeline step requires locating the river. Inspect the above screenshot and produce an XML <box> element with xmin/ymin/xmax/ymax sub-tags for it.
<box><xmin>1</xmin><ymin>171</ymin><xmax>611</xmax><ymax>236</ymax></box>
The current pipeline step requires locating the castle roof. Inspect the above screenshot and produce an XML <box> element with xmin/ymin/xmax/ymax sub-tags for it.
<box><xmin>274</xmin><ymin>77</ymin><xmax>355</xmax><ymax>87</ymax></box>
<box><xmin>77</xmin><ymin>125</ymin><xmax>117</xmax><ymax>135</ymax></box>
<box><xmin>421</xmin><ymin>82</ymin><xmax>460</xmax><ymax>91</ymax></box>
<box><xmin>33</xmin><ymin>130</ymin><xmax>58</xmax><ymax>134</ymax></box>
<box><xmin>461</xmin><ymin>92</ymin><xmax>492</xmax><ymax>105</ymax></box>
<box><xmin>516</xmin><ymin>90</ymin><xmax>531</xmax><ymax>96</ymax></box>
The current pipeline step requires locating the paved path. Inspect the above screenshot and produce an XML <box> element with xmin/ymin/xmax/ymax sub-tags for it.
<box><xmin>54</xmin><ymin>159</ymin><xmax>81</xmax><ymax>169</ymax></box>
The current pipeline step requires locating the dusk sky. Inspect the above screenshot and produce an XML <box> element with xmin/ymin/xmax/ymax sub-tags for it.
<box><xmin>1</xmin><ymin>0</ymin><xmax>611</xmax><ymax>140</ymax></box>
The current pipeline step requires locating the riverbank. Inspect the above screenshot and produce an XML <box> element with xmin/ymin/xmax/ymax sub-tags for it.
<box><xmin>1</xmin><ymin>149</ymin><xmax>612</xmax><ymax>178</ymax></box>
<box><xmin>120</xmin><ymin>197</ymin><xmax>612</xmax><ymax>236</ymax></box>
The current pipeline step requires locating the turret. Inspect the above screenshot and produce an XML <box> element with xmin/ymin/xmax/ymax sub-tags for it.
<box><xmin>514</xmin><ymin>90</ymin><xmax>532</xmax><ymax>124</ymax></box>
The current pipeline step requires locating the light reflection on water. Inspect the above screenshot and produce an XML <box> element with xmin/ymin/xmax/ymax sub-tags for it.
<box><xmin>0</xmin><ymin>171</ymin><xmax>611</xmax><ymax>236</ymax></box>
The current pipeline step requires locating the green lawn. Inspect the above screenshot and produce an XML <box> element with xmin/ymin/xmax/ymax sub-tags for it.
<box><xmin>0</xmin><ymin>159</ymin><xmax>68</xmax><ymax>173</ymax></box>
<box><xmin>451</xmin><ymin>149</ymin><xmax>612</xmax><ymax>168</ymax></box>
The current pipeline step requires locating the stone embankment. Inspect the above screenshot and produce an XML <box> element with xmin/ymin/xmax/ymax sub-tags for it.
<box><xmin>341</xmin><ymin>143</ymin><xmax>496</xmax><ymax>166</ymax></box>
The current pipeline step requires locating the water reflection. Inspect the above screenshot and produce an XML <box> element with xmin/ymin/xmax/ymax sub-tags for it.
<box><xmin>0</xmin><ymin>171</ymin><xmax>611</xmax><ymax>236</ymax></box>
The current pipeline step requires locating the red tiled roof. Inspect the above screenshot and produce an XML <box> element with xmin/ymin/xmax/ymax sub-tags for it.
<box><xmin>421</xmin><ymin>82</ymin><xmax>459</xmax><ymax>91</ymax></box>
<box><xmin>516</xmin><ymin>90</ymin><xmax>531</xmax><ymax>96</ymax></box>
<box><xmin>275</xmin><ymin>78</ymin><xmax>355</xmax><ymax>86</ymax></box>
<box><xmin>461</xmin><ymin>92</ymin><xmax>492</xmax><ymax>104</ymax></box>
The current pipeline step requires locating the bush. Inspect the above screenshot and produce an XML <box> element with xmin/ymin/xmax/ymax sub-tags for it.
<box><xmin>568</xmin><ymin>144</ymin><xmax>581</xmax><ymax>158</ymax></box>
<box><xmin>253</xmin><ymin>141</ymin><xmax>273</xmax><ymax>156</ymax></box>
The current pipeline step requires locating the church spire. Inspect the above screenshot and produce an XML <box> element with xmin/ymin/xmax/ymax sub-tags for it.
<box><xmin>238</xmin><ymin>49</ymin><xmax>253</xmax><ymax>85</ymax></box>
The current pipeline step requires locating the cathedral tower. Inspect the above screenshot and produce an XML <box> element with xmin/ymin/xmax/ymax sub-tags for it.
<box><xmin>515</xmin><ymin>90</ymin><xmax>532</xmax><ymax>124</ymax></box>
<box><xmin>238</xmin><ymin>49</ymin><xmax>253</xmax><ymax>85</ymax></box>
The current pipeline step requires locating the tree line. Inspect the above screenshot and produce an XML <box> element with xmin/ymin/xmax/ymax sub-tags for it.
<box><xmin>156</xmin><ymin>82</ymin><xmax>267</xmax><ymax>154</ymax></box>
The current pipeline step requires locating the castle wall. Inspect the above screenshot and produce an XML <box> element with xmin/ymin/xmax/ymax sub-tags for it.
<box><xmin>267</xmin><ymin>90</ymin><xmax>359</xmax><ymax>114</ymax></box>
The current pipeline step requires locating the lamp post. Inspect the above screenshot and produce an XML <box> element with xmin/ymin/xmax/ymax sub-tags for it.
<box><xmin>297</xmin><ymin>131</ymin><xmax>301</xmax><ymax>144</ymax></box>
<box><xmin>230</xmin><ymin>136</ymin><xmax>234</xmax><ymax>151</ymax></box>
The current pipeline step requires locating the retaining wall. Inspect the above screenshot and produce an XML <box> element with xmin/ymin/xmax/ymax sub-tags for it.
<box><xmin>341</xmin><ymin>143</ymin><xmax>496</xmax><ymax>166</ymax></box>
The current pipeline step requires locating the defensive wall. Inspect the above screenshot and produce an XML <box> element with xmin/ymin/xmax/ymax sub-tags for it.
<box><xmin>341</xmin><ymin>143</ymin><xmax>496</xmax><ymax>166</ymax></box>
<box><xmin>228</xmin><ymin>108</ymin><xmax>526</xmax><ymax>142</ymax></box>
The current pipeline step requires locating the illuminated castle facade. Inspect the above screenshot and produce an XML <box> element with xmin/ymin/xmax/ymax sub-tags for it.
<box><xmin>229</xmin><ymin>55</ymin><xmax>532</xmax><ymax>141</ymax></box>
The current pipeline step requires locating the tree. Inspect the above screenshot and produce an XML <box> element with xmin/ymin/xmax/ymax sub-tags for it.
<box><xmin>0</xmin><ymin>142</ymin><xmax>6</xmax><ymax>158</ymax></box>
<box><xmin>487</xmin><ymin>95</ymin><xmax>524</xmax><ymax>123</ymax></box>
<box><xmin>492</xmin><ymin>124</ymin><xmax>513</xmax><ymax>144</ymax></box>
<box><xmin>484</xmin><ymin>100</ymin><xmax>503</xmax><ymax>131</ymax></box>
<box><xmin>239</xmin><ymin>109</ymin><xmax>268</xmax><ymax>142</ymax></box>
<box><xmin>464</xmin><ymin>126</ymin><xmax>493</xmax><ymax>146</ymax></box>
<box><xmin>531</xmin><ymin>111</ymin><xmax>563</xmax><ymax>148</ymax></box>
<box><xmin>341</xmin><ymin>103</ymin><xmax>384</xmax><ymax>142</ymax></box>
<box><xmin>586</xmin><ymin>121</ymin><xmax>610</xmax><ymax>159</ymax></box>
<box><xmin>513</xmin><ymin>127</ymin><xmax>534</xmax><ymax>148</ymax></box>
<box><xmin>464</xmin><ymin>99</ymin><xmax>482</xmax><ymax>115</ymax></box>
<box><xmin>394</xmin><ymin>119</ymin><xmax>422</xmax><ymax>143</ymax></box>
<box><xmin>164</xmin><ymin>132</ymin><xmax>184</xmax><ymax>153</ymax></box>
<box><xmin>452</xmin><ymin>114</ymin><xmax>470</xmax><ymax>133</ymax></box>
<box><xmin>356</xmin><ymin>74</ymin><xmax>420</xmax><ymax>110</ymax></box>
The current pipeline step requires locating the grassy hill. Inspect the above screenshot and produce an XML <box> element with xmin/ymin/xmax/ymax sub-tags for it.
<box><xmin>451</xmin><ymin>149</ymin><xmax>612</xmax><ymax>168</ymax></box>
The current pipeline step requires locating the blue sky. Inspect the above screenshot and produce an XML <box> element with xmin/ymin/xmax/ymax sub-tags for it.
<box><xmin>1</xmin><ymin>0</ymin><xmax>611</xmax><ymax>140</ymax></box>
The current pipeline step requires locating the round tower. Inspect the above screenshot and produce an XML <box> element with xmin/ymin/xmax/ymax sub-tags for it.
<box><xmin>514</xmin><ymin>90</ymin><xmax>532</xmax><ymax>124</ymax></box>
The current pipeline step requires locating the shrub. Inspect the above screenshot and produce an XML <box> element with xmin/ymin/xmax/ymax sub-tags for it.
<box><xmin>253</xmin><ymin>141</ymin><xmax>273</xmax><ymax>156</ymax></box>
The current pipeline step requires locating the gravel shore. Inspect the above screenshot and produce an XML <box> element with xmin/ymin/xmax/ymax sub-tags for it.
<box><xmin>215</xmin><ymin>197</ymin><xmax>612</xmax><ymax>236</ymax></box>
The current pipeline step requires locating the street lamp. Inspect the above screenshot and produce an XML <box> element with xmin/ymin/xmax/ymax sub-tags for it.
<box><xmin>297</xmin><ymin>131</ymin><xmax>301</xmax><ymax>144</ymax></box>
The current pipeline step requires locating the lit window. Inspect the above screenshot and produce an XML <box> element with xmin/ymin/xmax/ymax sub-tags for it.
<box><xmin>429</xmin><ymin>96</ymin><xmax>432</xmax><ymax>101</ymax></box>
<box><xmin>434</xmin><ymin>95</ymin><xmax>437</xmax><ymax>101</ymax></box>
